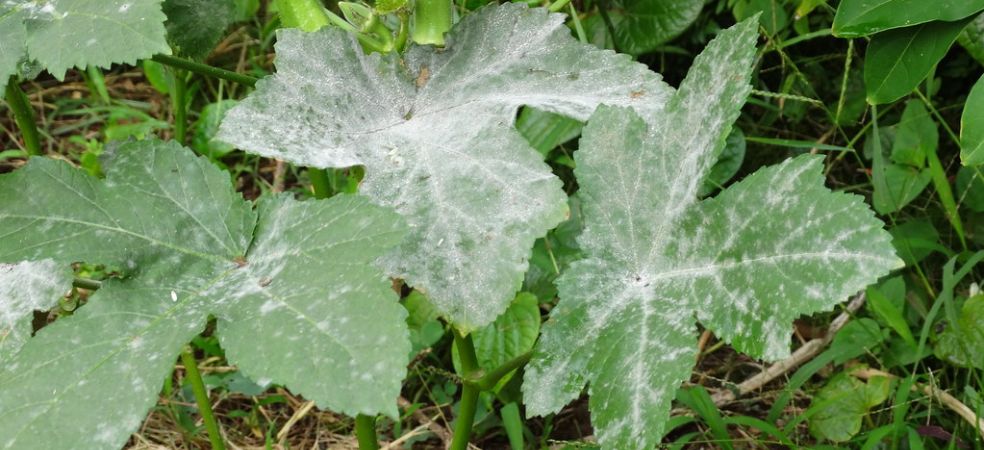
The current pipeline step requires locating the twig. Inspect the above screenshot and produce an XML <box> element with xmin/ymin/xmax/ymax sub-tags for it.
<box><xmin>276</xmin><ymin>400</ymin><xmax>315</xmax><ymax>442</ymax></box>
<box><xmin>709</xmin><ymin>292</ymin><xmax>867</xmax><ymax>405</ymax></box>
<box><xmin>853</xmin><ymin>368</ymin><xmax>984</xmax><ymax>439</ymax></box>
<box><xmin>271</xmin><ymin>159</ymin><xmax>287</xmax><ymax>193</ymax></box>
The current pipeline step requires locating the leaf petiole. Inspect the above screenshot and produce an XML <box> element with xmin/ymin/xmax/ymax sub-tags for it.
<box><xmin>180</xmin><ymin>349</ymin><xmax>227</xmax><ymax>450</ymax></box>
<box><xmin>4</xmin><ymin>76</ymin><xmax>42</xmax><ymax>156</ymax></box>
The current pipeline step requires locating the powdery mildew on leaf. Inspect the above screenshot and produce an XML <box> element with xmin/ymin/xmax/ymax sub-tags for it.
<box><xmin>522</xmin><ymin>18</ymin><xmax>901</xmax><ymax>450</ymax></box>
<box><xmin>218</xmin><ymin>3</ymin><xmax>673</xmax><ymax>331</ymax></box>
<box><xmin>0</xmin><ymin>141</ymin><xmax>409</xmax><ymax>449</ymax></box>
<box><xmin>0</xmin><ymin>259</ymin><xmax>72</xmax><ymax>361</ymax></box>
<box><xmin>0</xmin><ymin>0</ymin><xmax>170</xmax><ymax>83</ymax></box>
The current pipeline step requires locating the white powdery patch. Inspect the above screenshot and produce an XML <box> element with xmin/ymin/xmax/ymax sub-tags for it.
<box><xmin>0</xmin><ymin>260</ymin><xmax>71</xmax><ymax>329</ymax></box>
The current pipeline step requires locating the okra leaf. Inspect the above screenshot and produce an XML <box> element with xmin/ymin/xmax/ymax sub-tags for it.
<box><xmin>0</xmin><ymin>260</ymin><xmax>72</xmax><ymax>362</ymax></box>
<box><xmin>0</xmin><ymin>5</ymin><xmax>27</xmax><ymax>92</ymax></box>
<box><xmin>0</xmin><ymin>140</ymin><xmax>408</xmax><ymax>449</ymax></box>
<box><xmin>163</xmin><ymin>0</ymin><xmax>236</xmax><ymax>60</ymax></box>
<box><xmin>523</xmin><ymin>19</ymin><xmax>900</xmax><ymax>449</ymax></box>
<box><xmin>0</xmin><ymin>0</ymin><xmax>169</xmax><ymax>89</ymax></box>
<box><xmin>218</xmin><ymin>3</ymin><xmax>673</xmax><ymax>332</ymax></box>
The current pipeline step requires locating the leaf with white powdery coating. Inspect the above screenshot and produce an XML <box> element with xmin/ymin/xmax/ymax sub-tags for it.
<box><xmin>523</xmin><ymin>18</ymin><xmax>900</xmax><ymax>449</ymax></box>
<box><xmin>0</xmin><ymin>260</ymin><xmax>72</xmax><ymax>362</ymax></box>
<box><xmin>0</xmin><ymin>140</ymin><xmax>409</xmax><ymax>449</ymax></box>
<box><xmin>218</xmin><ymin>3</ymin><xmax>673</xmax><ymax>332</ymax></box>
<box><xmin>21</xmin><ymin>0</ymin><xmax>171</xmax><ymax>80</ymax></box>
<box><xmin>0</xmin><ymin>5</ymin><xmax>27</xmax><ymax>92</ymax></box>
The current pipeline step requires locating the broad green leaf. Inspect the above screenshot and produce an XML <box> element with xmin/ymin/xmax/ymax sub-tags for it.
<box><xmin>829</xmin><ymin>318</ymin><xmax>888</xmax><ymax>364</ymax></box>
<box><xmin>959</xmin><ymin>13</ymin><xmax>984</xmax><ymax>65</ymax></box>
<box><xmin>604</xmin><ymin>0</ymin><xmax>703</xmax><ymax>55</ymax></box>
<box><xmin>0</xmin><ymin>140</ymin><xmax>409</xmax><ymax>448</ymax></box>
<box><xmin>961</xmin><ymin>74</ymin><xmax>984</xmax><ymax>165</ymax></box>
<box><xmin>869</xmin><ymin>123</ymin><xmax>931</xmax><ymax>214</ymax></box>
<box><xmin>808</xmin><ymin>371</ymin><xmax>891</xmax><ymax>442</ymax></box>
<box><xmin>733</xmin><ymin>0</ymin><xmax>789</xmax><ymax>36</ymax></box>
<box><xmin>892</xmin><ymin>100</ymin><xmax>936</xmax><ymax>168</ymax></box>
<box><xmin>20</xmin><ymin>0</ymin><xmax>171</xmax><ymax>80</ymax></box>
<box><xmin>957</xmin><ymin>166</ymin><xmax>984</xmax><ymax>212</ymax></box>
<box><xmin>516</xmin><ymin>107</ymin><xmax>583</xmax><ymax>158</ymax></box>
<box><xmin>218</xmin><ymin>3</ymin><xmax>673</xmax><ymax>332</ymax></box>
<box><xmin>0</xmin><ymin>260</ymin><xmax>72</xmax><ymax>361</ymax></box>
<box><xmin>523</xmin><ymin>19</ymin><xmax>900</xmax><ymax>449</ymax></box>
<box><xmin>163</xmin><ymin>0</ymin><xmax>236</xmax><ymax>60</ymax></box>
<box><xmin>453</xmin><ymin>292</ymin><xmax>539</xmax><ymax>390</ymax></box>
<box><xmin>889</xmin><ymin>219</ymin><xmax>947</xmax><ymax>265</ymax></box>
<box><xmin>935</xmin><ymin>295</ymin><xmax>984</xmax><ymax>369</ymax></box>
<box><xmin>833</xmin><ymin>0</ymin><xmax>984</xmax><ymax>37</ymax></box>
<box><xmin>864</xmin><ymin>19</ymin><xmax>971</xmax><ymax>105</ymax></box>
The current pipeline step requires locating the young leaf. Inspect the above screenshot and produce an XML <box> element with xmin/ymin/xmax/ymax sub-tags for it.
<box><xmin>523</xmin><ymin>18</ymin><xmax>900</xmax><ymax>449</ymax></box>
<box><xmin>0</xmin><ymin>260</ymin><xmax>72</xmax><ymax>361</ymax></box>
<box><xmin>13</xmin><ymin>0</ymin><xmax>171</xmax><ymax>81</ymax></box>
<box><xmin>833</xmin><ymin>0</ymin><xmax>984</xmax><ymax>37</ymax></box>
<box><xmin>218</xmin><ymin>3</ymin><xmax>673</xmax><ymax>332</ymax></box>
<box><xmin>0</xmin><ymin>140</ymin><xmax>409</xmax><ymax>449</ymax></box>
<box><xmin>808</xmin><ymin>371</ymin><xmax>891</xmax><ymax>442</ymax></box>
<box><xmin>961</xmin><ymin>74</ymin><xmax>984</xmax><ymax>165</ymax></box>
<box><xmin>864</xmin><ymin>19</ymin><xmax>971</xmax><ymax>105</ymax></box>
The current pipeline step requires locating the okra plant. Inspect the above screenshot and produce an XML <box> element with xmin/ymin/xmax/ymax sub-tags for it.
<box><xmin>0</xmin><ymin>0</ymin><xmax>901</xmax><ymax>449</ymax></box>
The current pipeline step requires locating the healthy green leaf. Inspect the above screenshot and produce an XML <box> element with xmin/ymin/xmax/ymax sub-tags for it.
<box><xmin>833</xmin><ymin>0</ymin><xmax>984</xmax><ymax>37</ymax></box>
<box><xmin>892</xmin><ymin>101</ymin><xmax>936</xmax><ymax>168</ymax></box>
<box><xmin>0</xmin><ymin>260</ymin><xmax>72</xmax><ymax>362</ymax></box>
<box><xmin>523</xmin><ymin>18</ymin><xmax>900</xmax><ymax>449</ymax></box>
<box><xmin>864</xmin><ymin>19</ymin><xmax>971</xmax><ymax>105</ymax></box>
<box><xmin>604</xmin><ymin>0</ymin><xmax>703</xmax><ymax>55</ymax></box>
<box><xmin>961</xmin><ymin>74</ymin><xmax>984</xmax><ymax>165</ymax></box>
<box><xmin>935</xmin><ymin>294</ymin><xmax>984</xmax><ymax>369</ymax></box>
<box><xmin>957</xmin><ymin>166</ymin><xmax>984</xmax><ymax>212</ymax></box>
<box><xmin>453</xmin><ymin>292</ymin><xmax>539</xmax><ymax>390</ymax></box>
<box><xmin>866</xmin><ymin>277</ymin><xmax>916</xmax><ymax>348</ymax></box>
<box><xmin>218</xmin><ymin>3</ymin><xmax>673</xmax><ymax>332</ymax></box>
<box><xmin>959</xmin><ymin>12</ymin><xmax>984</xmax><ymax>65</ymax></box>
<box><xmin>889</xmin><ymin>219</ymin><xmax>947</xmax><ymax>265</ymax></box>
<box><xmin>163</xmin><ymin>0</ymin><xmax>236</xmax><ymax>60</ymax></box>
<box><xmin>16</xmin><ymin>0</ymin><xmax>171</xmax><ymax>80</ymax></box>
<box><xmin>0</xmin><ymin>140</ymin><xmax>409</xmax><ymax>448</ymax></box>
<box><xmin>516</xmin><ymin>107</ymin><xmax>583</xmax><ymax>158</ymax></box>
<box><xmin>809</xmin><ymin>371</ymin><xmax>891</xmax><ymax>442</ymax></box>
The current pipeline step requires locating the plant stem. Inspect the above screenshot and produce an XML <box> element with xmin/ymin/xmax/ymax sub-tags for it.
<box><xmin>72</xmin><ymin>277</ymin><xmax>102</xmax><ymax>290</ymax></box>
<box><xmin>152</xmin><ymin>54</ymin><xmax>257</xmax><ymax>87</ymax></box>
<box><xmin>354</xmin><ymin>414</ymin><xmax>380</xmax><ymax>450</ymax></box>
<box><xmin>173</xmin><ymin>70</ymin><xmax>188</xmax><ymax>144</ymax></box>
<box><xmin>476</xmin><ymin>350</ymin><xmax>531</xmax><ymax>391</ymax></box>
<box><xmin>180</xmin><ymin>350</ymin><xmax>227</xmax><ymax>450</ymax></box>
<box><xmin>450</xmin><ymin>330</ymin><xmax>480</xmax><ymax>450</ymax></box>
<box><xmin>412</xmin><ymin>0</ymin><xmax>452</xmax><ymax>46</ymax></box>
<box><xmin>4</xmin><ymin>76</ymin><xmax>42</xmax><ymax>156</ymax></box>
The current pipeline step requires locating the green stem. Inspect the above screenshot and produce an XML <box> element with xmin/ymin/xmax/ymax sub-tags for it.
<box><xmin>411</xmin><ymin>0</ymin><xmax>452</xmax><ymax>46</ymax></box>
<box><xmin>309</xmin><ymin>168</ymin><xmax>331</xmax><ymax>198</ymax></box>
<box><xmin>547</xmin><ymin>0</ymin><xmax>571</xmax><ymax>12</ymax></box>
<box><xmin>72</xmin><ymin>277</ymin><xmax>102</xmax><ymax>290</ymax></box>
<box><xmin>476</xmin><ymin>350</ymin><xmax>531</xmax><ymax>391</ymax></box>
<box><xmin>180</xmin><ymin>350</ymin><xmax>227</xmax><ymax>450</ymax></box>
<box><xmin>450</xmin><ymin>330</ymin><xmax>481</xmax><ymax>450</ymax></box>
<box><xmin>152</xmin><ymin>54</ymin><xmax>257</xmax><ymax>87</ymax></box>
<box><xmin>4</xmin><ymin>76</ymin><xmax>42</xmax><ymax>156</ymax></box>
<box><xmin>354</xmin><ymin>414</ymin><xmax>380</xmax><ymax>450</ymax></box>
<box><xmin>173</xmin><ymin>70</ymin><xmax>188</xmax><ymax>144</ymax></box>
